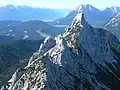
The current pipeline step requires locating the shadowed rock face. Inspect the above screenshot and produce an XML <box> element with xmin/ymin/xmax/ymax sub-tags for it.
<box><xmin>104</xmin><ymin>13</ymin><xmax>120</xmax><ymax>41</ymax></box>
<box><xmin>2</xmin><ymin>13</ymin><xmax>120</xmax><ymax>90</ymax></box>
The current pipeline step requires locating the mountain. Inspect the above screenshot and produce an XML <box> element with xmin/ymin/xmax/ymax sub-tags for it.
<box><xmin>0</xmin><ymin>5</ymin><xmax>71</xmax><ymax>21</ymax></box>
<box><xmin>51</xmin><ymin>4</ymin><xmax>120</xmax><ymax>27</ymax></box>
<box><xmin>104</xmin><ymin>13</ymin><xmax>120</xmax><ymax>41</ymax></box>
<box><xmin>0</xmin><ymin>20</ymin><xmax>65</xmax><ymax>40</ymax></box>
<box><xmin>104</xmin><ymin>6</ymin><xmax>120</xmax><ymax>16</ymax></box>
<box><xmin>2</xmin><ymin>13</ymin><xmax>120</xmax><ymax>90</ymax></box>
<box><xmin>0</xmin><ymin>39</ymin><xmax>44</xmax><ymax>87</ymax></box>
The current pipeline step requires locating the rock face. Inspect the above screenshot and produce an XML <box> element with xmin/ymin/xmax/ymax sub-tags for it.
<box><xmin>104</xmin><ymin>13</ymin><xmax>120</xmax><ymax>41</ymax></box>
<box><xmin>2</xmin><ymin>13</ymin><xmax>120</xmax><ymax>90</ymax></box>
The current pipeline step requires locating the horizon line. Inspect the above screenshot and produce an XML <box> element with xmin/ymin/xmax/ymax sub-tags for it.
<box><xmin>0</xmin><ymin>4</ymin><xmax>120</xmax><ymax>9</ymax></box>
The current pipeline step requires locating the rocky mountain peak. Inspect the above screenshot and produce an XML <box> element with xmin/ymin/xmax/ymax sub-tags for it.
<box><xmin>1</xmin><ymin>12</ymin><xmax>120</xmax><ymax>90</ymax></box>
<box><xmin>74</xmin><ymin>4</ymin><xmax>98</xmax><ymax>12</ymax></box>
<box><xmin>72</xmin><ymin>13</ymin><xmax>85</xmax><ymax>26</ymax></box>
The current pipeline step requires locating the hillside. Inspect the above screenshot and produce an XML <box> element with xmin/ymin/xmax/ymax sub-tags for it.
<box><xmin>0</xmin><ymin>20</ymin><xmax>65</xmax><ymax>40</ymax></box>
<box><xmin>0</xmin><ymin>39</ymin><xmax>43</xmax><ymax>87</ymax></box>
<box><xmin>104</xmin><ymin>13</ymin><xmax>120</xmax><ymax>41</ymax></box>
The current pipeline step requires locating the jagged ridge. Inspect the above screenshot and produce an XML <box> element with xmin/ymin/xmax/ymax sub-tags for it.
<box><xmin>1</xmin><ymin>13</ymin><xmax>120</xmax><ymax>90</ymax></box>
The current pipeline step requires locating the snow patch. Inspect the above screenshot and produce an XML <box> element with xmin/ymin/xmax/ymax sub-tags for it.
<box><xmin>9</xmin><ymin>30</ymin><xmax>13</xmax><ymax>32</ymax></box>
<box><xmin>36</xmin><ymin>29</ymin><xmax>49</xmax><ymax>37</ymax></box>
<box><xmin>23</xmin><ymin>35</ymin><xmax>28</xmax><ymax>39</ymax></box>
<box><xmin>24</xmin><ymin>30</ymin><xmax>27</xmax><ymax>33</ymax></box>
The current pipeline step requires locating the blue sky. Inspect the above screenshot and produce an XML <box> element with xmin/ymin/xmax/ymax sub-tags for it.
<box><xmin>0</xmin><ymin>0</ymin><xmax>120</xmax><ymax>9</ymax></box>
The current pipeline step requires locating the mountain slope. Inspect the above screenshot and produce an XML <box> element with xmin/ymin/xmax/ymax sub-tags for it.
<box><xmin>0</xmin><ymin>36</ymin><xmax>14</xmax><ymax>42</ymax></box>
<box><xmin>0</xmin><ymin>39</ymin><xmax>43</xmax><ymax>87</ymax></box>
<box><xmin>2</xmin><ymin>13</ymin><xmax>120</xmax><ymax>90</ymax></box>
<box><xmin>104</xmin><ymin>6</ymin><xmax>120</xmax><ymax>16</ymax></box>
<box><xmin>51</xmin><ymin>4</ymin><xmax>120</xmax><ymax>27</ymax></box>
<box><xmin>104</xmin><ymin>13</ymin><xmax>120</xmax><ymax>41</ymax></box>
<box><xmin>0</xmin><ymin>20</ymin><xmax>65</xmax><ymax>40</ymax></box>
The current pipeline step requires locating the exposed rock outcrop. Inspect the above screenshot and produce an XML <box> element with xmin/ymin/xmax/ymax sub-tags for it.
<box><xmin>2</xmin><ymin>13</ymin><xmax>120</xmax><ymax>90</ymax></box>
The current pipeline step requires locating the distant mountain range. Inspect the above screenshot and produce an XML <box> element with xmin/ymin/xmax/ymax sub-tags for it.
<box><xmin>1</xmin><ymin>4</ymin><xmax>120</xmax><ymax>28</ymax></box>
<box><xmin>51</xmin><ymin>4</ymin><xmax>120</xmax><ymax>27</ymax></box>
<box><xmin>0</xmin><ymin>5</ymin><xmax>71</xmax><ymax>21</ymax></box>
